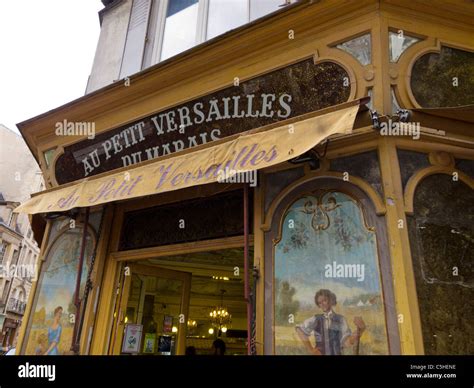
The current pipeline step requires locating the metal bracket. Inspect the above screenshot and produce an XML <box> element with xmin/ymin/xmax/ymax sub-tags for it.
<box><xmin>370</xmin><ymin>110</ymin><xmax>380</xmax><ymax>130</ymax></box>
<box><xmin>44</xmin><ymin>207</ymin><xmax>80</xmax><ymax>220</ymax></box>
<box><xmin>289</xmin><ymin>139</ymin><xmax>329</xmax><ymax>170</ymax></box>
<box><xmin>252</xmin><ymin>265</ymin><xmax>260</xmax><ymax>281</ymax></box>
<box><xmin>396</xmin><ymin>109</ymin><xmax>410</xmax><ymax>123</ymax></box>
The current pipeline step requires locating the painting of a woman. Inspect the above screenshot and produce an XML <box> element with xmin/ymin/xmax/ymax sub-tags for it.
<box><xmin>44</xmin><ymin>306</ymin><xmax>63</xmax><ymax>355</ymax></box>
<box><xmin>23</xmin><ymin>226</ymin><xmax>95</xmax><ymax>355</ymax></box>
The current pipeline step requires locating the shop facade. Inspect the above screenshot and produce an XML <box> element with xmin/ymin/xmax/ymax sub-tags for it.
<box><xmin>15</xmin><ymin>0</ymin><xmax>474</xmax><ymax>355</ymax></box>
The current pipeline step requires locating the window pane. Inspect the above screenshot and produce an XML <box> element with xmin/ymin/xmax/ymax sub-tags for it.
<box><xmin>408</xmin><ymin>174</ymin><xmax>474</xmax><ymax>354</ymax></box>
<box><xmin>411</xmin><ymin>46</ymin><xmax>474</xmax><ymax>107</ymax></box>
<box><xmin>43</xmin><ymin>148</ymin><xmax>56</xmax><ymax>167</ymax></box>
<box><xmin>388</xmin><ymin>31</ymin><xmax>419</xmax><ymax>62</ymax></box>
<box><xmin>207</xmin><ymin>0</ymin><xmax>248</xmax><ymax>40</ymax></box>
<box><xmin>250</xmin><ymin>0</ymin><xmax>282</xmax><ymax>20</ymax></box>
<box><xmin>336</xmin><ymin>33</ymin><xmax>372</xmax><ymax>65</ymax></box>
<box><xmin>161</xmin><ymin>0</ymin><xmax>199</xmax><ymax>61</ymax></box>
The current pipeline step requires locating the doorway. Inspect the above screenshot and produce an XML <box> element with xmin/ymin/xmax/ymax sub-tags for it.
<box><xmin>112</xmin><ymin>264</ymin><xmax>191</xmax><ymax>355</ymax></box>
<box><xmin>111</xmin><ymin>248</ymin><xmax>252</xmax><ymax>355</ymax></box>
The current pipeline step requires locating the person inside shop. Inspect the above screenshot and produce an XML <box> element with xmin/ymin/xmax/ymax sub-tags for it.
<box><xmin>211</xmin><ymin>339</ymin><xmax>226</xmax><ymax>355</ymax></box>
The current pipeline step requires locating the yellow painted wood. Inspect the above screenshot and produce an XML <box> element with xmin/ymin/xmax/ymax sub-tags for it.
<box><xmin>111</xmin><ymin>265</ymin><xmax>131</xmax><ymax>355</ymax></box>
<box><xmin>378</xmin><ymin>137</ymin><xmax>424</xmax><ymax>354</ymax></box>
<box><xmin>79</xmin><ymin>206</ymin><xmax>115</xmax><ymax>354</ymax></box>
<box><xmin>404</xmin><ymin>167</ymin><xmax>474</xmax><ymax>214</ymax></box>
<box><xmin>111</xmin><ymin>236</ymin><xmax>254</xmax><ymax>261</ymax></box>
<box><xmin>89</xmin><ymin>206</ymin><xmax>123</xmax><ymax>354</ymax></box>
<box><xmin>253</xmin><ymin>183</ymin><xmax>265</xmax><ymax>354</ymax></box>
<box><xmin>394</xmin><ymin>137</ymin><xmax>474</xmax><ymax>157</ymax></box>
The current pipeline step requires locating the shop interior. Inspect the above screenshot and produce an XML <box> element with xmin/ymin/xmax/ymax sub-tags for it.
<box><xmin>120</xmin><ymin>248</ymin><xmax>253</xmax><ymax>355</ymax></box>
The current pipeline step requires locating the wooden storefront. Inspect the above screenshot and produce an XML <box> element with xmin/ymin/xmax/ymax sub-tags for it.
<box><xmin>15</xmin><ymin>0</ymin><xmax>474</xmax><ymax>355</ymax></box>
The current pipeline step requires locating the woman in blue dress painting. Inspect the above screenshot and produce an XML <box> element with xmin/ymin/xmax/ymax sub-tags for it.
<box><xmin>44</xmin><ymin>306</ymin><xmax>63</xmax><ymax>355</ymax></box>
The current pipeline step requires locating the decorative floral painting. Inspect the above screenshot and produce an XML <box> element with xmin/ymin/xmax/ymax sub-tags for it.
<box><xmin>274</xmin><ymin>191</ymin><xmax>389</xmax><ymax>355</ymax></box>
<box><xmin>24</xmin><ymin>227</ymin><xmax>93</xmax><ymax>355</ymax></box>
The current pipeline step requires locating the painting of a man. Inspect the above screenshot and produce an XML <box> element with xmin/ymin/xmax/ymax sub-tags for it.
<box><xmin>296</xmin><ymin>289</ymin><xmax>366</xmax><ymax>355</ymax></box>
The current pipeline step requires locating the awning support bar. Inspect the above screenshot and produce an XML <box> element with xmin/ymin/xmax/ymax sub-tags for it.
<box><xmin>71</xmin><ymin>207</ymin><xmax>90</xmax><ymax>354</ymax></box>
<box><xmin>243</xmin><ymin>184</ymin><xmax>252</xmax><ymax>355</ymax></box>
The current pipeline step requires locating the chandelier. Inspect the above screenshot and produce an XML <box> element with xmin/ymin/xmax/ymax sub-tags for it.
<box><xmin>209</xmin><ymin>289</ymin><xmax>232</xmax><ymax>331</ymax></box>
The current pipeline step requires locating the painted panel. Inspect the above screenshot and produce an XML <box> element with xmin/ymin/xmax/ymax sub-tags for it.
<box><xmin>274</xmin><ymin>191</ymin><xmax>389</xmax><ymax>355</ymax></box>
<box><xmin>22</xmin><ymin>228</ymin><xmax>93</xmax><ymax>355</ymax></box>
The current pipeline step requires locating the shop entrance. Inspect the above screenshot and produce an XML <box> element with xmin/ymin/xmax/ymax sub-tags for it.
<box><xmin>112</xmin><ymin>264</ymin><xmax>191</xmax><ymax>355</ymax></box>
<box><xmin>111</xmin><ymin>248</ymin><xmax>251</xmax><ymax>355</ymax></box>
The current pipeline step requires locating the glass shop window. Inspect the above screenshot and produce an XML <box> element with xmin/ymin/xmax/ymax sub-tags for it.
<box><xmin>273</xmin><ymin>191</ymin><xmax>390</xmax><ymax>355</ymax></box>
<box><xmin>407</xmin><ymin>174</ymin><xmax>474</xmax><ymax>354</ymax></box>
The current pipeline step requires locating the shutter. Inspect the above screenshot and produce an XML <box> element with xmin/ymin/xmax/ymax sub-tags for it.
<box><xmin>119</xmin><ymin>0</ymin><xmax>152</xmax><ymax>79</ymax></box>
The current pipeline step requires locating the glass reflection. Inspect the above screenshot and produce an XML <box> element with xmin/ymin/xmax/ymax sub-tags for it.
<box><xmin>389</xmin><ymin>31</ymin><xmax>420</xmax><ymax>62</ymax></box>
<box><xmin>336</xmin><ymin>33</ymin><xmax>371</xmax><ymax>66</ymax></box>
<box><xmin>161</xmin><ymin>0</ymin><xmax>199</xmax><ymax>60</ymax></box>
<box><xmin>207</xmin><ymin>0</ymin><xmax>247</xmax><ymax>40</ymax></box>
<box><xmin>250</xmin><ymin>0</ymin><xmax>283</xmax><ymax>20</ymax></box>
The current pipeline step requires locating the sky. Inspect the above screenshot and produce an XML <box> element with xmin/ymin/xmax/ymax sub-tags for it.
<box><xmin>0</xmin><ymin>0</ymin><xmax>104</xmax><ymax>134</ymax></box>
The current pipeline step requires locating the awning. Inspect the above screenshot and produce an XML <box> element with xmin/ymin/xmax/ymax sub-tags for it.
<box><xmin>411</xmin><ymin>104</ymin><xmax>474</xmax><ymax>124</ymax></box>
<box><xmin>15</xmin><ymin>100</ymin><xmax>361</xmax><ymax>214</ymax></box>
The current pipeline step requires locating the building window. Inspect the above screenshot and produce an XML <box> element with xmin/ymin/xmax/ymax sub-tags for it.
<box><xmin>160</xmin><ymin>0</ymin><xmax>200</xmax><ymax>61</ymax></box>
<box><xmin>133</xmin><ymin>0</ymin><xmax>289</xmax><ymax>74</ymax></box>
<box><xmin>10</xmin><ymin>249</ymin><xmax>19</xmax><ymax>267</ymax></box>
<box><xmin>161</xmin><ymin>0</ymin><xmax>285</xmax><ymax>60</ymax></box>
<box><xmin>250</xmin><ymin>0</ymin><xmax>284</xmax><ymax>20</ymax></box>
<box><xmin>0</xmin><ymin>243</ymin><xmax>7</xmax><ymax>264</ymax></box>
<box><xmin>6</xmin><ymin>210</ymin><xmax>14</xmax><ymax>227</ymax></box>
<box><xmin>206</xmin><ymin>0</ymin><xmax>248</xmax><ymax>40</ymax></box>
<box><xmin>2</xmin><ymin>280</ymin><xmax>10</xmax><ymax>302</ymax></box>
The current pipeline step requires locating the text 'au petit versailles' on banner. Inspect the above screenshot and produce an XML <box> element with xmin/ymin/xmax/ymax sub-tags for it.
<box><xmin>15</xmin><ymin>104</ymin><xmax>358</xmax><ymax>214</ymax></box>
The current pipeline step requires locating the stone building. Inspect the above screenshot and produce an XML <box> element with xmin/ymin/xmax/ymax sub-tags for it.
<box><xmin>0</xmin><ymin>124</ymin><xmax>44</xmax><ymax>349</ymax></box>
